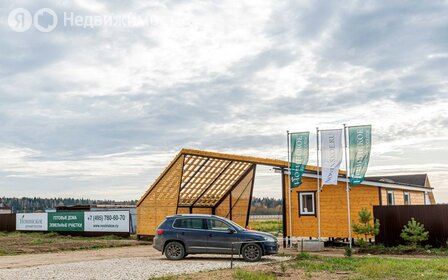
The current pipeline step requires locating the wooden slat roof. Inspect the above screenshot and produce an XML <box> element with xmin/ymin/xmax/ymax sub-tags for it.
<box><xmin>138</xmin><ymin>149</ymin><xmax>289</xmax><ymax>207</ymax></box>
<box><xmin>137</xmin><ymin>148</ymin><xmax>321</xmax><ymax>207</ymax></box>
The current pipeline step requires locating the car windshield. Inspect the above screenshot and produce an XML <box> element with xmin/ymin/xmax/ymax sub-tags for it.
<box><xmin>226</xmin><ymin>219</ymin><xmax>246</xmax><ymax>231</ymax></box>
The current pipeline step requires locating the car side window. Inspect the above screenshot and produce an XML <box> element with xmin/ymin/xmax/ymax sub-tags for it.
<box><xmin>208</xmin><ymin>219</ymin><xmax>232</xmax><ymax>231</ymax></box>
<box><xmin>173</xmin><ymin>218</ymin><xmax>205</xmax><ymax>229</ymax></box>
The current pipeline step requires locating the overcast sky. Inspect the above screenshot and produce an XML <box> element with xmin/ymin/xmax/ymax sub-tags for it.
<box><xmin>1</xmin><ymin>0</ymin><xmax>447</xmax><ymax>202</ymax></box>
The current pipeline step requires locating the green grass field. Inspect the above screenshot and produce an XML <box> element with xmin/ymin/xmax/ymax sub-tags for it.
<box><xmin>293</xmin><ymin>253</ymin><xmax>448</xmax><ymax>280</ymax></box>
<box><xmin>247</xmin><ymin>219</ymin><xmax>282</xmax><ymax>237</ymax></box>
<box><xmin>230</xmin><ymin>253</ymin><xmax>448</xmax><ymax>280</ymax></box>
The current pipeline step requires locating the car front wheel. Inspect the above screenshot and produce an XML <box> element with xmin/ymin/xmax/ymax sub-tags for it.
<box><xmin>241</xmin><ymin>243</ymin><xmax>262</xmax><ymax>262</ymax></box>
<box><xmin>164</xmin><ymin>241</ymin><xmax>185</xmax><ymax>260</ymax></box>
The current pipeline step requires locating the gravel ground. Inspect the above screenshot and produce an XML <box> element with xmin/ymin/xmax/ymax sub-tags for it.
<box><xmin>0</xmin><ymin>255</ymin><xmax>289</xmax><ymax>280</ymax></box>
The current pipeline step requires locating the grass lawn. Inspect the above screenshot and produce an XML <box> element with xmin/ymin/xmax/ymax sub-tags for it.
<box><xmin>292</xmin><ymin>252</ymin><xmax>448</xmax><ymax>280</ymax></box>
<box><xmin>247</xmin><ymin>220</ymin><xmax>282</xmax><ymax>237</ymax></box>
<box><xmin>0</xmin><ymin>231</ymin><xmax>144</xmax><ymax>256</ymax></box>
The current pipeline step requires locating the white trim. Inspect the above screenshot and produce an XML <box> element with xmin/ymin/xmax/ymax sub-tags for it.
<box><xmin>404</xmin><ymin>192</ymin><xmax>411</xmax><ymax>205</ymax></box>
<box><xmin>299</xmin><ymin>192</ymin><xmax>315</xmax><ymax>215</ymax></box>
<box><xmin>387</xmin><ymin>191</ymin><xmax>395</xmax><ymax>205</ymax></box>
<box><xmin>424</xmin><ymin>192</ymin><xmax>431</xmax><ymax>205</ymax></box>
<box><xmin>301</xmin><ymin>173</ymin><xmax>432</xmax><ymax>192</ymax></box>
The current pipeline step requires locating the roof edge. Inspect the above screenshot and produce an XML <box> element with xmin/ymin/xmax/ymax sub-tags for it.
<box><xmin>136</xmin><ymin>150</ymin><xmax>184</xmax><ymax>207</ymax></box>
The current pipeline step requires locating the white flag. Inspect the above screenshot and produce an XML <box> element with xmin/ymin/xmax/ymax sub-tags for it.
<box><xmin>321</xmin><ymin>129</ymin><xmax>343</xmax><ymax>185</ymax></box>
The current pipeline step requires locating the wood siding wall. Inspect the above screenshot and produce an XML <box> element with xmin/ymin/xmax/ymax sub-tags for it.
<box><xmin>215</xmin><ymin>196</ymin><xmax>230</xmax><ymax>219</ymax></box>
<box><xmin>137</xmin><ymin>155</ymin><xmax>184</xmax><ymax>236</ymax></box>
<box><xmin>380</xmin><ymin>189</ymin><xmax>425</xmax><ymax>205</ymax></box>
<box><xmin>284</xmin><ymin>175</ymin><xmax>432</xmax><ymax>238</ymax></box>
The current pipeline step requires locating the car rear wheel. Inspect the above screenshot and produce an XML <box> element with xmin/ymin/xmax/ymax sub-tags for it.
<box><xmin>242</xmin><ymin>243</ymin><xmax>262</xmax><ymax>262</ymax></box>
<box><xmin>164</xmin><ymin>241</ymin><xmax>185</xmax><ymax>260</ymax></box>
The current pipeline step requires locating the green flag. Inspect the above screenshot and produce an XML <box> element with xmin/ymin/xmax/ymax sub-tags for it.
<box><xmin>349</xmin><ymin>125</ymin><xmax>372</xmax><ymax>185</ymax></box>
<box><xmin>290</xmin><ymin>132</ymin><xmax>310</xmax><ymax>188</ymax></box>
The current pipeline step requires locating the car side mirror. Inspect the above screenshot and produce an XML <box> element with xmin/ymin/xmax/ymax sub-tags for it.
<box><xmin>227</xmin><ymin>228</ymin><xmax>236</xmax><ymax>234</ymax></box>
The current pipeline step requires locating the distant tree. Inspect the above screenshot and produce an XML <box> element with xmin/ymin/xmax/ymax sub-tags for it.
<box><xmin>352</xmin><ymin>208</ymin><xmax>380</xmax><ymax>244</ymax></box>
<box><xmin>1</xmin><ymin>196</ymin><xmax>138</xmax><ymax>213</ymax></box>
<box><xmin>250</xmin><ymin>197</ymin><xmax>283</xmax><ymax>215</ymax></box>
<box><xmin>400</xmin><ymin>218</ymin><xmax>429</xmax><ymax>247</ymax></box>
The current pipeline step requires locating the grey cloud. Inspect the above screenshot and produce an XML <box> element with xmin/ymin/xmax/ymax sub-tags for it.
<box><xmin>1</xmin><ymin>0</ymin><xmax>447</xmax><ymax>200</ymax></box>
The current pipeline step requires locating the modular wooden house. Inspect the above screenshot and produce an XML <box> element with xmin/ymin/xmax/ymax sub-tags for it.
<box><xmin>284</xmin><ymin>172</ymin><xmax>435</xmax><ymax>239</ymax></box>
<box><xmin>137</xmin><ymin>149</ymin><xmax>436</xmax><ymax>240</ymax></box>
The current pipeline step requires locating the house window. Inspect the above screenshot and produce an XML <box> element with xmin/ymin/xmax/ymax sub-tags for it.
<box><xmin>404</xmin><ymin>192</ymin><xmax>411</xmax><ymax>205</ymax></box>
<box><xmin>425</xmin><ymin>192</ymin><xmax>431</xmax><ymax>205</ymax></box>
<box><xmin>387</xmin><ymin>191</ymin><xmax>395</xmax><ymax>205</ymax></box>
<box><xmin>299</xmin><ymin>192</ymin><xmax>315</xmax><ymax>215</ymax></box>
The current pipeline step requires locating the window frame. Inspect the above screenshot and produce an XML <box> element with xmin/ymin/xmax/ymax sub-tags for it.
<box><xmin>387</xmin><ymin>191</ymin><xmax>395</xmax><ymax>206</ymax></box>
<box><xmin>425</xmin><ymin>192</ymin><xmax>431</xmax><ymax>205</ymax></box>
<box><xmin>298</xmin><ymin>191</ymin><xmax>316</xmax><ymax>217</ymax></box>
<box><xmin>206</xmin><ymin>218</ymin><xmax>235</xmax><ymax>232</ymax></box>
<box><xmin>172</xmin><ymin>218</ymin><xmax>207</xmax><ymax>230</ymax></box>
<box><xmin>404</xmin><ymin>192</ymin><xmax>411</xmax><ymax>205</ymax></box>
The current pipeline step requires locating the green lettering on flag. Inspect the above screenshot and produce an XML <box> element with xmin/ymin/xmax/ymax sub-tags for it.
<box><xmin>290</xmin><ymin>132</ymin><xmax>310</xmax><ymax>188</ymax></box>
<box><xmin>348</xmin><ymin>125</ymin><xmax>372</xmax><ymax>185</ymax></box>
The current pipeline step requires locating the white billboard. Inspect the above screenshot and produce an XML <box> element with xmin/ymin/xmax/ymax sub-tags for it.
<box><xmin>16</xmin><ymin>213</ymin><xmax>48</xmax><ymax>231</ymax></box>
<box><xmin>84</xmin><ymin>211</ymin><xmax>130</xmax><ymax>233</ymax></box>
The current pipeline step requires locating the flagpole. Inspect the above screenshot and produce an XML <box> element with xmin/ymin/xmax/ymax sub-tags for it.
<box><xmin>343</xmin><ymin>124</ymin><xmax>352</xmax><ymax>249</ymax></box>
<box><xmin>316</xmin><ymin>127</ymin><xmax>321</xmax><ymax>241</ymax></box>
<box><xmin>287</xmin><ymin>130</ymin><xmax>292</xmax><ymax>247</ymax></box>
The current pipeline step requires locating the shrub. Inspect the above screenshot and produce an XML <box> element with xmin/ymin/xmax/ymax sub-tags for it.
<box><xmin>400</xmin><ymin>218</ymin><xmax>429</xmax><ymax>246</ymax></box>
<box><xmin>352</xmin><ymin>208</ymin><xmax>380</xmax><ymax>244</ymax></box>
<box><xmin>295</xmin><ymin>252</ymin><xmax>311</xmax><ymax>260</ymax></box>
<box><xmin>344</xmin><ymin>246</ymin><xmax>352</xmax><ymax>257</ymax></box>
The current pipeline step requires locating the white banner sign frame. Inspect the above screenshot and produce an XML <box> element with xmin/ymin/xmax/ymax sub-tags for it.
<box><xmin>84</xmin><ymin>211</ymin><xmax>130</xmax><ymax>233</ymax></box>
<box><xmin>16</xmin><ymin>213</ymin><xmax>48</xmax><ymax>231</ymax></box>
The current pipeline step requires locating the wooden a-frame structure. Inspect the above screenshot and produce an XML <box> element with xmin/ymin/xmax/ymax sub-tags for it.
<box><xmin>136</xmin><ymin>149</ymin><xmax>287</xmax><ymax>237</ymax></box>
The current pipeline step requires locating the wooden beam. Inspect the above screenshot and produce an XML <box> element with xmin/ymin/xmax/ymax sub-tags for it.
<box><xmin>214</xmin><ymin>164</ymin><xmax>255</xmax><ymax>208</ymax></box>
<box><xmin>190</xmin><ymin>161</ymin><xmax>233</xmax><ymax>207</ymax></box>
<box><xmin>137</xmin><ymin>151</ymin><xmax>184</xmax><ymax>206</ymax></box>
<box><xmin>180</xmin><ymin>158</ymin><xmax>209</xmax><ymax>191</ymax></box>
<box><xmin>281</xmin><ymin>168</ymin><xmax>287</xmax><ymax>248</ymax></box>
<box><xmin>245</xmin><ymin>165</ymin><xmax>256</xmax><ymax>228</ymax></box>
<box><xmin>175</xmin><ymin>155</ymin><xmax>186</xmax><ymax>214</ymax></box>
<box><xmin>181</xmin><ymin>149</ymin><xmax>289</xmax><ymax>168</ymax></box>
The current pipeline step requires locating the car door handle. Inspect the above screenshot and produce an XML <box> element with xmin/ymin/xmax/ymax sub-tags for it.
<box><xmin>208</xmin><ymin>234</ymin><xmax>213</xmax><ymax>237</ymax></box>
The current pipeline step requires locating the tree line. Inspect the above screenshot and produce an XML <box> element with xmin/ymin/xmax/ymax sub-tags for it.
<box><xmin>250</xmin><ymin>197</ymin><xmax>283</xmax><ymax>215</ymax></box>
<box><xmin>1</xmin><ymin>196</ymin><xmax>282</xmax><ymax>214</ymax></box>
<box><xmin>0</xmin><ymin>197</ymin><xmax>137</xmax><ymax>213</ymax></box>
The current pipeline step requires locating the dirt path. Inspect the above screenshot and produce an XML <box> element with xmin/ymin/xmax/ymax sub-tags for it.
<box><xmin>0</xmin><ymin>247</ymin><xmax>288</xmax><ymax>280</ymax></box>
<box><xmin>0</xmin><ymin>245</ymin><xmax>156</xmax><ymax>269</ymax></box>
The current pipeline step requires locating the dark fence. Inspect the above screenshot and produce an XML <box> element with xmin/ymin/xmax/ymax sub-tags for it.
<box><xmin>374</xmin><ymin>205</ymin><xmax>448</xmax><ymax>247</ymax></box>
<box><xmin>0</xmin><ymin>214</ymin><xmax>16</xmax><ymax>231</ymax></box>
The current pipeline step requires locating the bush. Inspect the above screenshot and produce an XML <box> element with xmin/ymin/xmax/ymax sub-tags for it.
<box><xmin>400</xmin><ymin>218</ymin><xmax>429</xmax><ymax>246</ymax></box>
<box><xmin>344</xmin><ymin>246</ymin><xmax>353</xmax><ymax>257</ymax></box>
<box><xmin>352</xmin><ymin>208</ymin><xmax>380</xmax><ymax>244</ymax></box>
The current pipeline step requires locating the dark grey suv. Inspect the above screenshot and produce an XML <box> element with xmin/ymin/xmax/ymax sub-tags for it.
<box><xmin>153</xmin><ymin>214</ymin><xmax>278</xmax><ymax>262</ymax></box>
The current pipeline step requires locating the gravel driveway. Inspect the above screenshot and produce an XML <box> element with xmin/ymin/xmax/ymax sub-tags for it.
<box><xmin>0</xmin><ymin>246</ymin><xmax>288</xmax><ymax>280</ymax></box>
